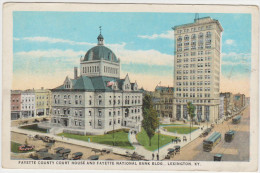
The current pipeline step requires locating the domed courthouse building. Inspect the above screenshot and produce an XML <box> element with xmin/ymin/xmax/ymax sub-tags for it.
<box><xmin>50</xmin><ymin>32</ymin><xmax>143</xmax><ymax>135</ymax></box>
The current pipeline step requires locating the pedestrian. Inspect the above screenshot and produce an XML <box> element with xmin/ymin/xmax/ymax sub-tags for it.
<box><xmin>61</xmin><ymin>135</ymin><xmax>64</xmax><ymax>140</ymax></box>
<box><xmin>152</xmin><ymin>153</ymin><xmax>154</xmax><ymax>160</ymax></box>
<box><xmin>157</xmin><ymin>153</ymin><xmax>159</xmax><ymax>160</ymax></box>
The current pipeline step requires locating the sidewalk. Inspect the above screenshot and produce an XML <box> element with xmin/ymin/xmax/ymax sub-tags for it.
<box><xmin>12</xmin><ymin>125</ymin><xmax>204</xmax><ymax>161</ymax></box>
<box><xmin>11</xmin><ymin>127</ymin><xmax>133</xmax><ymax>158</ymax></box>
<box><xmin>128</xmin><ymin>130</ymin><xmax>153</xmax><ymax>160</ymax></box>
<box><xmin>152</xmin><ymin>125</ymin><xmax>204</xmax><ymax>160</ymax></box>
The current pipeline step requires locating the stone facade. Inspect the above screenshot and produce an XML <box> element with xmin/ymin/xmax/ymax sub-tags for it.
<box><xmin>233</xmin><ymin>93</ymin><xmax>246</xmax><ymax>111</ymax></box>
<box><xmin>172</xmin><ymin>17</ymin><xmax>223</xmax><ymax>123</ymax></box>
<box><xmin>35</xmin><ymin>88</ymin><xmax>51</xmax><ymax>117</ymax></box>
<box><xmin>219</xmin><ymin>94</ymin><xmax>224</xmax><ymax>121</ymax></box>
<box><xmin>21</xmin><ymin>90</ymin><xmax>35</xmax><ymax>119</ymax></box>
<box><xmin>152</xmin><ymin>86</ymin><xmax>174</xmax><ymax>122</ymax></box>
<box><xmin>220</xmin><ymin>92</ymin><xmax>234</xmax><ymax>116</ymax></box>
<box><xmin>50</xmin><ymin>32</ymin><xmax>143</xmax><ymax>135</ymax></box>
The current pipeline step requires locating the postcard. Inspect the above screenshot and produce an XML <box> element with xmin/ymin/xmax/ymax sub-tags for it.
<box><xmin>2</xmin><ymin>2</ymin><xmax>259</xmax><ymax>171</ymax></box>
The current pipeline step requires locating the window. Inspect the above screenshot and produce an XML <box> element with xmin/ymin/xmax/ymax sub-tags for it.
<box><xmin>79</xmin><ymin>110</ymin><xmax>82</xmax><ymax>117</ymax></box>
<box><xmin>206</xmin><ymin>31</ymin><xmax>211</xmax><ymax>37</ymax></box>
<box><xmin>177</xmin><ymin>70</ymin><xmax>182</xmax><ymax>74</ymax></box>
<box><xmin>98</xmin><ymin>110</ymin><xmax>102</xmax><ymax>117</ymax></box>
<box><xmin>184</xmin><ymin>41</ymin><xmax>189</xmax><ymax>46</ymax></box>
<box><xmin>205</xmin><ymin>63</ymin><xmax>211</xmax><ymax>67</ymax></box>
<box><xmin>98</xmin><ymin>120</ymin><xmax>102</xmax><ymax>126</ymax></box>
<box><xmin>184</xmin><ymin>35</ymin><xmax>189</xmax><ymax>40</ymax></box>
<box><xmin>98</xmin><ymin>95</ymin><xmax>102</xmax><ymax>105</ymax></box>
<box><xmin>191</xmin><ymin>52</ymin><xmax>196</xmax><ymax>56</ymax></box>
<box><xmin>198</xmin><ymin>51</ymin><xmax>203</xmax><ymax>55</ymax></box>
<box><xmin>184</xmin><ymin>64</ymin><xmax>189</xmax><ymax>68</ymax></box>
<box><xmin>205</xmin><ymin>69</ymin><xmax>211</xmax><ymax>73</ymax></box>
<box><xmin>205</xmin><ymin>51</ymin><xmax>212</xmax><ymax>55</ymax></box>
<box><xmin>197</xmin><ymin>63</ymin><xmax>203</xmax><ymax>67</ymax></box>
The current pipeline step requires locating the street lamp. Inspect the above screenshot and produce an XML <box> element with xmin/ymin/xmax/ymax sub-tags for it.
<box><xmin>158</xmin><ymin>119</ymin><xmax>160</xmax><ymax>153</ymax></box>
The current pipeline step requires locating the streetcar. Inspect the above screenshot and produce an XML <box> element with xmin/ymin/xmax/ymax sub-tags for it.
<box><xmin>224</xmin><ymin>130</ymin><xmax>235</xmax><ymax>142</ymax></box>
<box><xmin>203</xmin><ymin>132</ymin><xmax>221</xmax><ymax>152</ymax></box>
<box><xmin>232</xmin><ymin>115</ymin><xmax>241</xmax><ymax>124</ymax></box>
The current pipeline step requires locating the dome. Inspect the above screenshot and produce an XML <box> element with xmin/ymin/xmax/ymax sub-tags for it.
<box><xmin>97</xmin><ymin>34</ymin><xmax>104</xmax><ymax>40</ymax></box>
<box><xmin>83</xmin><ymin>45</ymin><xmax>119</xmax><ymax>63</ymax></box>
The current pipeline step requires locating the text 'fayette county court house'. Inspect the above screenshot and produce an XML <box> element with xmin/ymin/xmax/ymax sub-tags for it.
<box><xmin>47</xmin><ymin>32</ymin><xmax>143</xmax><ymax>135</ymax></box>
<box><xmin>172</xmin><ymin>17</ymin><xmax>223</xmax><ymax>123</ymax></box>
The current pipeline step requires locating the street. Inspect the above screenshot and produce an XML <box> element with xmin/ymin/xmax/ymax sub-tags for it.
<box><xmin>172</xmin><ymin>105</ymin><xmax>250</xmax><ymax>161</ymax></box>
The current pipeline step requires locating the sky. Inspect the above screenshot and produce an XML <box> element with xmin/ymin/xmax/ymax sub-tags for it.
<box><xmin>13</xmin><ymin>12</ymin><xmax>251</xmax><ymax>96</ymax></box>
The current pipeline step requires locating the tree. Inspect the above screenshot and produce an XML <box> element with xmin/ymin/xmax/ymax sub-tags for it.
<box><xmin>142</xmin><ymin>94</ymin><xmax>159</xmax><ymax>146</ymax></box>
<box><xmin>187</xmin><ymin>102</ymin><xmax>196</xmax><ymax>141</ymax></box>
<box><xmin>25</xmin><ymin>138</ymin><xmax>28</xmax><ymax>147</ymax></box>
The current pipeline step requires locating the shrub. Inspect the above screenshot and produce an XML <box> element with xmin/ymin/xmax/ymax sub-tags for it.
<box><xmin>106</xmin><ymin>128</ymin><xmax>129</xmax><ymax>134</ymax></box>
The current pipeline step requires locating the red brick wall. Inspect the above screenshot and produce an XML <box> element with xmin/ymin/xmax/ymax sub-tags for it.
<box><xmin>11</xmin><ymin>93</ymin><xmax>21</xmax><ymax>111</ymax></box>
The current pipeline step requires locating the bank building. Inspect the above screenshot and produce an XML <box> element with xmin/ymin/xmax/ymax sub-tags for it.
<box><xmin>172</xmin><ymin>16</ymin><xmax>223</xmax><ymax>123</ymax></box>
<box><xmin>45</xmin><ymin>30</ymin><xmax>143</xmax><ymax>135</ymax></box>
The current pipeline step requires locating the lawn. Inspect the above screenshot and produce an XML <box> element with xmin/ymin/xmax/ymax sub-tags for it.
<box><xmin>11</xmin><ymin>141</ymin><xmax>34</xmax><ymax>153</ymax></box>
<box><xmin>136</xmin><ymin>128</ymin><xmax>177</xmax><ymax>151</ymax></box>
<box><xmin>19</xmin><ymin>124</ymin><xmax>47</xmax><ymax>133</ymax></box>
<box><xmin>159</xmin><ymin>123</ymin><xmax>184</xmax><ymax>126</ymax></box>
<box><xmin>58</xmin><ymin>130</ymin><xmax>134</xmax><ymax>150</ymax></box>
<box><xmin>163</xmin><ymin>126</ymin><xmax>198</xmax><ymax>134</ymax></box>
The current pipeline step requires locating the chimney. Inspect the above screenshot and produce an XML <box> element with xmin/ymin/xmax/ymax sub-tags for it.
<box><xmin>74</xmin><ymin>67</ymin><xmax>78</xmax><ymax>79</ymax></box>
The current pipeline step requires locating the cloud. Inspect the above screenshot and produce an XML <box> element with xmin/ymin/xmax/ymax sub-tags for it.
<box><xmin>13</xmin><ymin>45</ymin><xmax>174</xmax><ymax>90</ymax></box>
<box><xmin>14</xmin><ymin>43</ymin><xmax>174</xmax><ymax>67</ymax></box>
<box><xmin>14</xmin><ymin>36</ymin><xmax>128</xmax><ymax>49</ymax></box>
<box><xmin>14</xmin><ymin>36</ymin><xmax>96</xmax><ymax>46</ymax></box>
<box><xmin>225</xmin><ymin>39</ymin><xmax>235</xmax><ymax>45</ymax></box>
<box><xmin>115</xmin><ymin>48</ymin><xmax>174</xmax><ymax>66</ymax></box>
<box><xmin>15</xmin><ymin>49</ymin><xmax>85</xmax><ymax>60</ymax></box>
<box><xmin>138</xmin><ymin>30</ymin><xmax>174</xmax><ymax>40</ymax></box>
<box><xmin>221</xmin><ymin>52</ymin><xmax>251</xmax><ymax>66</ymax></box>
